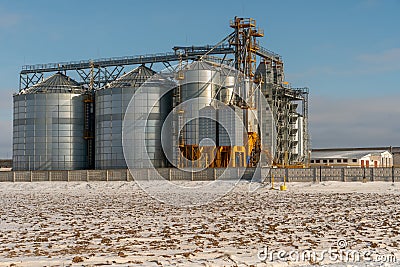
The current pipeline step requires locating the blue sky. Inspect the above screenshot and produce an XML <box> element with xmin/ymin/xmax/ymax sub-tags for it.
<box><xmin>0</xmin><ymin>0</ymin><xmax>399</xmax><ymax>158</ymax></box>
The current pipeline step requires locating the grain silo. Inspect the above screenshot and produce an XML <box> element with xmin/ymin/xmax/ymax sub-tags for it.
<box><xmin>95</xmin><ymin>65</ymin><xmax>155</xmax><ymax>169</ymax></box>
<box><xmin>217</xmin><ymin>67</ymin><xmax>235</xmax><ymax>104</ymax></box>
<box><xmin>180</xmin><ymin>61</ymin><xmax>221</xmax><ymax>146</ymax></box>
<box><xmin>13</xmin><ymin>73</ymin><xmax>87</xmax><ymax>170</ymax></box>
<box><xmin>122</xmin><ymin>72</ymin><xmax>175</xmax><ymax>169</ymax></box>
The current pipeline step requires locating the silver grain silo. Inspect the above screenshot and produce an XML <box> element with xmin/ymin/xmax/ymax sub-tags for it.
<box><xmin>199</xmin><ymin>105</ymin><xmax>217</xmax><ymax>145</ymax></box>
<box><xmin>13</xmin><ymin>73</ymin><xmax>87</xmax><ymax>170</ymax></box>
<box><xmin>95</xmin><ymin>65</ymin><xmax>156</xmax><ymax>169</ymax></box>
<box><xmin>218</xmin><ymin>105</ymin><xmax>244</xmax><ymax>147</ymax></box>
<box><xmin>217</xmin><ymin>67</ymin><xmax>235</xmax><ymax>104</ymax></box>
<box><xmin>123</xmin><ymin>75</ymin><xmax>174</xmax><ymax>169</ymax></box>
<box><xmin>180</xmin><ymin>61</ymin><xmax>221</xmax><ymax>146</ymax></box>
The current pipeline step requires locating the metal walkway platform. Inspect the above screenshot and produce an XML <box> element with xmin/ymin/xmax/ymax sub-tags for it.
<box><xmin>19</xmin><ymin>44</ymin><xmax>281</xmax><ymax>90</ymax></box>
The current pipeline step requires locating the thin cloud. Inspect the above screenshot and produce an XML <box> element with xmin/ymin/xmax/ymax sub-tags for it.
<box><xmin>0</xmin><ymin>119</ymin><xmax>12</xmax><ymax>158</ymax></box>
<box><xmin>310</xmin><ymin>95</ymin><xmax>400</xmax><ymax>148</ymax></box>
<box><xmin>0</xmin><ymin>89</ymin><xmax>16</xmax><ymax>158</ymax></box>
<box><xmin>357</xmin><ymin>48</ymin><xmax>400</xmax><ymax>69</ymax></box>
<box><xmin>0</xmin><ymin>89</ymin><xmax>14</xmax><ymax>111</ymax></box>
<box><xmin>0</xmin><ymin>11</ymin><xmax>22</xmax><ymax>29</ymax></box>
<box><xmin>287</xmin><ymin>47</ymin><xmax>400</xmax><ymax>82</ymax></box>
<box><xmin>358</xmin><ymin>0</ymin><xmax>380</xmax><ymax>9</ymax></box>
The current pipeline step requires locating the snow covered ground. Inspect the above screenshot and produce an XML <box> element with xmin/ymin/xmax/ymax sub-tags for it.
<box><xmin>0</xmin><ymin>181</ymin><xmax>399</xmax><ymax>266</ymax></box>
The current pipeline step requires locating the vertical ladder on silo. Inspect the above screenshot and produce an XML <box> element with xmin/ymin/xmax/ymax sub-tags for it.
<box><xmin>84</xmin><ymin>95</ymin><xmax>95</xmax><ymax>169</ymax></box>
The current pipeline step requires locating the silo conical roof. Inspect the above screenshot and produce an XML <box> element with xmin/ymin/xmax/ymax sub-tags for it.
<box><xmin>20</xmin><ymin>72</ymin><xmax>85</xmax><ymax>94</ymax></box>
<box><xmin>187</xmin><ymin>60</ymin><xmax>216</xmax><ymax>71</ymax></box>
<box><xmin>107</xmin><ymin>65</ymin><xmax>155</xmax><ymax>88</ymax></box>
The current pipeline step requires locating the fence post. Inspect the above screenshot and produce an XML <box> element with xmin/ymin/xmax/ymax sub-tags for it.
<box><xmin>106</xmin><ymin>170</ymin><xmax>109</xmax><ymax>182</ymax></box>
<box><xmin>67</xmin><ymin>170</ymin><xmax>70</xmax><ymax>182</ymax></box>
<box><xmin>370</xmin><ymin>168</ymin><xmax>374</xmax><ymax>182</ymax></box>
<box><xmin>30</xmin><ymin>171</ymin><xmax>33</xmax><ymax>182</ymax></box>
<box><xmin>341</xmin><ymin>168</ymin><xmax>346</xmax><ymax>182</ymax></box>
<box><xmin>87</xmin><ymin>170</ymin><xmax>89</xmax><ymax>182</ymax></box>
<box><xmin>285</xmin><ymin>168</ymin><xmax>289</xmax><ymax>183</ymax></box>
<box><xmin>313</xmin><ymin>168</ymin><xmax>317</xmax><ymax>183</ymax></box>
<box><xmin>392</xmin><ymin>166</ymin><xmax>395</xmax><ymax>183</ymax></box>
<box><xmin>362</xmin><ymin>167</ymin><xmax>366</xmax><ymax>183</ymax></box>
<box><xmin>214</xmin><ymin>168</ymin><xmax>217</xmax><ymax>180</ymax></box>
<box><xmin>169</xmin><ymin>168</ymin><xmax>172</xmax><ymax>181</ymax></box>
<box><xmin>319</xmin><ymin>166</ymin><xmax>322</xmax><ymax>182</ymax></box>
<box><xmin>49</xmin><ymin>171</ymin><xmax>52</xmax><ymax>182</ymax></box>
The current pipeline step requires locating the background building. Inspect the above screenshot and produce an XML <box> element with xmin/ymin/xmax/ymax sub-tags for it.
<box><xmin>311</xmin><ymin>148</ymin><xmax>394</xmax><ymax>168</ymax></box>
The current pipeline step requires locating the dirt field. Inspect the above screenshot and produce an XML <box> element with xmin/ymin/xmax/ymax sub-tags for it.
<box><xmin>0</xmin><ymin>181</ymin><xmax>399</xmax><ymax>266</ymax></box>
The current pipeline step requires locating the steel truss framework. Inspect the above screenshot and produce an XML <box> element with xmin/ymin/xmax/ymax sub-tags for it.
<box><xmin>19</xmin><ymin>42</ymin><xmax>282</xmax><ymax>90</ymax></box>
<box><xmin>271</xmin><ymin>86</ymin><xmax>309</xmax><ymax>165</ymax></box>
<box><xmin>19</xmin><ymin>46</ymin><xmax>235</xmax><ymax>90</ymax></box>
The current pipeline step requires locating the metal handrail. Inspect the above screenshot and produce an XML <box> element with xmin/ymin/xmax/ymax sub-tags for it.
<box><xmin>21</xmin><ymin>43</ymin><xmax>283</xmax><ymax>76</ymax></box>
<box><xmin>256</xmin><ymin>45</ymin><xmax>282</xmax><ymax>61</ymax></box>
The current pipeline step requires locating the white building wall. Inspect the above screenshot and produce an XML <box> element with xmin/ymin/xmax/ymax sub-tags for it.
<box><xmin>311</xmin><ymin>150</ymin><xmax>393</xmax><ymax>168</ymax></box>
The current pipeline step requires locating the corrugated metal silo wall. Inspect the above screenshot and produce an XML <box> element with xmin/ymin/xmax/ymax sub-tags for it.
<box><xmin>181</xmin><ymin>64</ymin><xmax>220</xmax><ymax>146</ymax></box>
<box><xmin>13</xmin><ymin>93</ymin><xmax>87</xmax><ymax>170</ymax></box>
<box><xmin>95</xmin><ymin>85</ymin><xmax>173</xmax><ymax>169</ymax></box>
<box><xmin>95</xmin><ymin>87</ymin><xmax>134</xmax><ymax>169</ymax></box>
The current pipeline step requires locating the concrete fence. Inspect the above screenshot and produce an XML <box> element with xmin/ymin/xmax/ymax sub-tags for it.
<box><xmin>270</xmin><ymin>167</ymin><xmax>400</xmax><ymax>183</ymax></box>
<box><xmin>0</xmin><ymin>167</ymin><xmax>399</xmax><ymax>183</ymax></box>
